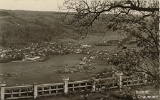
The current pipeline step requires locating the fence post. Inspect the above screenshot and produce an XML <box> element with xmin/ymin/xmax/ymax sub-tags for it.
<box><xmin>1</xmin><ymin>82</ymin><xmax>6</xmax><ymax>100</ymax></box>
<box><xmin>137</xmin><ymin>76</ymin><xmax>140</xmax><ymax>84</ymax></box>
<box><xmin>117</xmin><ymin>72</ymin><xmax>123</xmax><ymax>90</ymax></box>
<box><xmin>143</xmin><ymin>72</ymin><xmax>148</xmax><ymax>85</ymax></box>
<box><xmin>62</xmin><ymin>77</ymin><xmax>69</xmax><ymax>94</ymax></box>
<box><xmin>33</xmin><ymin>83</ymin><xmax>38</xmax><ymax>99</ymax></box>
<box><xmin>92</xmin><ymin>81</ymin><xmax>96</xmax><ymax>92</ymax></box>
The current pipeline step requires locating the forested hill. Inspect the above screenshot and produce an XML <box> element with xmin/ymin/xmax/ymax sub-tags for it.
<box><xmin>0</xmin><ymin>10</ymin><xmax>78</xmax><ymax>47</ymax></box>
<box><xmin>0</xmin><ymin>10</ymin><xmax>117</xmax><ymax>48</ymax></box>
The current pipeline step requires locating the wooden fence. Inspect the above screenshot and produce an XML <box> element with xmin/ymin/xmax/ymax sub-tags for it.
<box><xmin>0</xmin><ymin>72</ymin><xmax>148</xmax><ymax>100</ymax></box>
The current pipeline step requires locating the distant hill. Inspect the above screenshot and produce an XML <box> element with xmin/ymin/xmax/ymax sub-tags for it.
<box><xmin>0</xmin><ymin>10</ymin><xmax>121</xmax><ymax>48</ymax></box>
<box><xmin>0</xmin><ymin>10</ymin><xmax>79</xmax><ymax>47</ymax></box>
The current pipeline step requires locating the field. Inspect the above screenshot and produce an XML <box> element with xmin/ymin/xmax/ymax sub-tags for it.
<box><xmin>0</xmin><ymin>54</ymin><xmax>114</xmax><ymax>86</ymax></box>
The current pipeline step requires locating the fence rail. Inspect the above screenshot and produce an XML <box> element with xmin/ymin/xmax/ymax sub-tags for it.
<box><xmin>68</xmin><ymin>80</ymin><xmax>92</xmax><ymax>92</ymax></box>
<box><xmin>37</xmin><ymin>83</ymin><xmax>64</xmax><ymax>97</ymax></box>
<box><xmin>122</xmin><ymin>76</ymin><xmax>144</xmax><ymax>86</ymax></box>
<box><xmin>4</xmin><ymin>85</ymin><xmax>33</xmax><ymax>100</ymax></box>
<box><xmin>0</xmin><ymin>72</ymin><xmax>149</xmax><ymax>100</ymax></box>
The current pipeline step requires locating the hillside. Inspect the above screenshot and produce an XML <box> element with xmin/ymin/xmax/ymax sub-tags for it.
<box><xmin>0</xmin><ymin>10</ymin><xmax>79</xmax><ymax>47</ymax></box>
<box><xmin>0</xmin><ymin>10</ymin><xmax>128</xmax><ymax>48</ymax></box>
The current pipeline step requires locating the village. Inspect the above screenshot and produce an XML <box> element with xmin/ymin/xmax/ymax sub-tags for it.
<box><xmin>0</xmin><ymin>38</ymin><xmax>134</xmax><ymax>63</ymax></box>
<box><xmin>0</xmin><ymin>40</ymin><xmax>138</xmax><ymax>80</ymax></box>
<box><xmin>0</xmin><ymin>42</ymin><xmax>93</xmax><ymax>62</ymax></box>
<box><xmin>0</xmin><ymin>41</ymin><xmax>131</xmax><ymax>65</ymax></box>
<box><xmin>0</xmin><ymin>0</ymin><xmax>158</xmax><ymax>99</ymax></box>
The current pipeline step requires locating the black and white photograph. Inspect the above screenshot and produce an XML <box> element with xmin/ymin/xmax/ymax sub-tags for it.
<box><xmin>0</xmin><ymin>0</ymin><xmax>159</xmax><ymax>100</ymax></box>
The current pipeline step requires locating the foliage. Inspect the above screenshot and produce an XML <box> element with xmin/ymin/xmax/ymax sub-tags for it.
<box><xmin>62</xmin><ymin>0</ymin><xmax>159</xmax><ymax>83</ymax></box>
<box><xmin>61</xmin><ymin>1</ymin><xmax>159</xmax><ymax>100</ymax></box>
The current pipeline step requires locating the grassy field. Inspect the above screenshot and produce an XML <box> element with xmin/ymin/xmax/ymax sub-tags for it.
<box><xmin>59</xmin><ymin>31</ymin><xmax>125</xmax><ymax>44</ymax></box>
<box><xmin>0</xmin><ymin>54</ymin><xmax>85</xmax><ymax>85</ymax></box>
<box><xmin>0</xmin><ymin>53</ymin><xmax>115</xmax><ymax>86</ymax></box>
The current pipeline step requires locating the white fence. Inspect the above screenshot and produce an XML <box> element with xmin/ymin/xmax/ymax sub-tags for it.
<box><xmin>0</xmin><ymin>72</ymin><xmax>148</xmax><ymax>100</ymax></box>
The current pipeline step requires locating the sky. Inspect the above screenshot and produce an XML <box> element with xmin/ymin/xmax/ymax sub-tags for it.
<box><xmin>0</xmin><ymin>0</ymin><xmax>65</xmax><ymax>11</ymax></box>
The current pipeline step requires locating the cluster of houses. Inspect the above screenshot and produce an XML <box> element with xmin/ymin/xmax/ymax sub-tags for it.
<box><xmin>0</xmin><ymin>42</ymin><xmax>93</xmax><ymax>63</ymax></box>
<box><xmin>55</xmin><ymin>49</ymin><xmax>128</xmax><ymax>74</ymax></box>
<box><xmin>56</xmin><ymin>56</ymin><xmax>96</xmax><ymax>74</ymax></box>
<box><xmin>95</xmin><ymin>40</ymin><xmax>120</xmax><ymax>46</ymax></box>
<box><xmin>0</xmin><ymin>40</ymin><xmax>132</xmax><ymax>71</ymax></box>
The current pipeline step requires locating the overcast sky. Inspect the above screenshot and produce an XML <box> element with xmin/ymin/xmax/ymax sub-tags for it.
<box><xmin>0</xmin><ymin>0</ymin><xmax>65</xmax><ymax>11</ymax></box>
